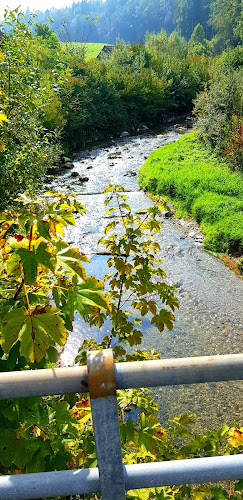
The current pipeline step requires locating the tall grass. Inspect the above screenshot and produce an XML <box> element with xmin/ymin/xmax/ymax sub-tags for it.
<box><xmin>138</xmin><ymin>131</ymin><xmax>243</xmax><ymax>253</ymax></box>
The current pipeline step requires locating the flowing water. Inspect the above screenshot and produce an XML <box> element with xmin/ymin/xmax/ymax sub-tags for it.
<box><xmin>46</xmin><ymin>124</ymin><xmax>243</xmax><ymax>430</ymax></box>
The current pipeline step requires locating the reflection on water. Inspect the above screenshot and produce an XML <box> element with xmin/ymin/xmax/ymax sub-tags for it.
<box><xmin>46</xmin><ymin>124</ymin><xmax>243</xmax><ymax>430</ymax></box>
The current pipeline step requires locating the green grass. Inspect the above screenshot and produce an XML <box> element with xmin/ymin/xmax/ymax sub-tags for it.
<box><xmin>61</xmin><ymin>42</ymin><xmax>108</xmax><ymax>61</ymax></box>
<box><xmin>138</xmin><ymin>131</ymin><xmax>243</xmax><ymax>254</ymax></box>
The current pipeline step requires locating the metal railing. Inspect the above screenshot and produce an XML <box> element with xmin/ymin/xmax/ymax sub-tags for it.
<box><xmin>0</xmin><ymin>351</ymin><xmax>242</xmax><ymax>499</ymax></box>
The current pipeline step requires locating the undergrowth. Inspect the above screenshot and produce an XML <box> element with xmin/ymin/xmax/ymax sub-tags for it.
<box><xmin>138</xmin><ymin>131</ymin><xmax>243</xmax><ymax>254</ymax></box>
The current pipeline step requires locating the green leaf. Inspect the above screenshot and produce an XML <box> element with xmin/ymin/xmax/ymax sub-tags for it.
<box><xmin>211</xmin><ymin>488</ymin><xmax>228</xmax><ymax>500</ymax></box>
<box><xmin>234</xmin><ymin>480</ymin><xmax>243</xmax><ymax>493</ymax></box>
<box><xmin>68</xmin><ymin>277</ymin><xmax>110</xmax><ymax>318</ymax></box>
<box><xmin>55</xmin><ymin>241</ymin><xmax>88</xmax><ymax>278</ymax></box>
<box><xmin>1</xmin><ymin>305</ymin><xmax>67</xmax><ymax>363</ymax></box>
<box><xmin>170</xmin><ymin>414</ymin><xmax>197</xmax><ymax>427</ymax></box>
<box><xmin>1</xmin><ymin>307</ymin><xmax>27</xmax><ymax>353</ymax></box>
<box><xmin>151</xmin><ymin>309</ymin><xmax>175</xmax><ymax>332</ymax></box>
<box><xmin>191</xmin><ymin>486</ymin><xmax>212</xmax><ymax>500</ymax></box>
<box><xmin>19</xmin><ymin>317</ymin><xmax>49</xmax><ymax>364</ymax></box>
<box><xmin>10</xmin><ymin>238</ymin><xmax>55</xmax><ymax>284</ymax></box>
<box><xmin>0</xmin><ymin>429</ymin><xmax>17</xmax><ymax>466</ymax></box>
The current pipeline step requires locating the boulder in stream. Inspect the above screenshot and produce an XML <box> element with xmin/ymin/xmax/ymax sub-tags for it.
<box><xmin>61</xmin><ymin>156</ymin><xmax>75</xmax><ymax>169</ymax></box>
<box><xmin>137</xmin><ymin>124</ymin><xmax>149</xmax><ymax>132</ymax></box>
<box><xmin>120</xmin><ymin>131</ymin><xmax>129</xmax><ymax>137</ymax></box>
<box><xmin>63</xmin><ymin>162</ymin><xmax>74</xmax><ymax>169</ymax></box>
<box><xmin>124</xmin><ymin>170</ymin><xmax>137</xmax><ymax>177</ymax></box>
<box><xmin>108</xmin><ymin>152</ymin><xmax>122</xmax><ymax>159</ymax></box>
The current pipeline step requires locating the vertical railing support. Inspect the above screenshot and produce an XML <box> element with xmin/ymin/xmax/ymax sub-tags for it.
<box><xmin>87</xmin><ymin>349</ymin><xmax>126</xmax><ymax>500</ymax></box>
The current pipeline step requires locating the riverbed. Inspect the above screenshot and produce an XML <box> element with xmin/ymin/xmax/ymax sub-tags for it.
<box><xmin>45</xmin><ymin>123</ymin><xmax>243</xmax><ymax>430</ymax></box>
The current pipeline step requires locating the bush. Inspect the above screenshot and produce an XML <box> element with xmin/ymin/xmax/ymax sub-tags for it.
<box><xmin>225</xmin><ymin>108</ymin><xmax>243</xmax><ymax>171</ymax></box>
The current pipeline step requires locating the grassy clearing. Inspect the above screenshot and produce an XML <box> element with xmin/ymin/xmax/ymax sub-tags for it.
<box><xmin>61</xmin><ymin>42</ymin><xmax>106</xmax><ymax>60</ymax></box>
<box><xmin>138</xmin><ymin>131</ymin><xmax>243</xmax><ymax>254</ymax></box>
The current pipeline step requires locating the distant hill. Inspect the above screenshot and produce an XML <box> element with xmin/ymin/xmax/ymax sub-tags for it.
<box><xmin>27</xmin><ymin>0</ymin><xmax>241</xmax><ymax>49</ymax></box>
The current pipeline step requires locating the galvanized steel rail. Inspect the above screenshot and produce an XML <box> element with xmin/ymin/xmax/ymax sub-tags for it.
<box><xmin>0</xmin><ymin>351</ymin><xmax>242</xmax><ymax>500</ymax></box>
<box><xmin>1</xmin><ymin>455</ymin><xmax>243</xmax><ymax>499</ymax></box>
<box><xmin>0</xmin><ymin>352</ymin><xmax>242</xmax><ymax>399</ymax></box>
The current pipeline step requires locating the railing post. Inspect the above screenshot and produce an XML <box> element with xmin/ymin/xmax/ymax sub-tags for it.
<box><xmin>87</xmin><ymin>349</ymin><xmax>126</xmax><ymax>500</ymax></box>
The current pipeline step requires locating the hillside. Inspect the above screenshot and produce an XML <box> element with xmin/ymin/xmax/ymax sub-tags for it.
<box><xmin>30</xmin><ymin>0</ymin><xmax>242</xmax><ymax>48</ymax></box>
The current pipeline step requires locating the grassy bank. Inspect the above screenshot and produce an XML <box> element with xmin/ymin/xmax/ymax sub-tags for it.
<box><xmin>138</xmin><ymin>131</ymin><xmax>243</xmax><ymax>255</ymax></box>
<box><xmin>61</xmin><ymin>42</ymin><xmax>107</xmax><ymax>60</ymax></box>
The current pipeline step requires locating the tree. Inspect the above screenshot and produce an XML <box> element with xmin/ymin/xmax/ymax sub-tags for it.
<box><xmin>209</xmin><ymin>0</ymin><xmax>242</xmax><ymax>51</ymax></box>
<box><xmin>0</xmin><ymin>9</ymin><xmax>66</xmax><ymax>206</ymax></box>
<box><xmin>188</xmin><ymin>23</ymin><xmax>208</xmax><ymax>55</ymax></box>
<box><xmin>193</xmin><ymin>50</ymin><xmax>243</xmax><ymax>156</ymax></box>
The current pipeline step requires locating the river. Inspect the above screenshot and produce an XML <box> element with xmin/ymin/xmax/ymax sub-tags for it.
<box><xmin>45</xmin><ymin>123</ymin><xmax>243</xmax><ymax>431</ymax></box>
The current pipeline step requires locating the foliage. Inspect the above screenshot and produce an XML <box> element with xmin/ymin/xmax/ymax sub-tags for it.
<box><xmin>0</xmin><ymin>10</ymin><xmax>67</xmax><ymax>206</ymax></box>
<box><xmin>237</xmin><ymin>257</ymin><xmax>243</xmax><ymax>274</ymax></box>
<box><xmin>27</xmin><ymin>0</ymin><xmax>242</xmax><ymax>50</ymax></box>
<box><xmin>76</xmin><ymin>185</ymin><xmax>178</xmax><ymax>364</ymax></box>
<box><xmin>123</xmin><ymin>421</ymin><xmax>243</xmax><ymax>499</ymax></box>
<box><xmin>25</xmin><ymin>0</ymin><xmax>214</xmax><ymax>45</ymax></box>
<box><xmin>138</xmin><ymin>131</ymin><xmax>243</xmax><ymax>254</ymax></box>
<box><xmin>59</xmin><ymin>33</ymin><xmax>209</xmax><ymax>150</ymax></box>
<box><xmin>193</xmin><ymin>48</ymin><xmax>243</xmax><ymax>163</ymax></box>
<box><xmin>35</xmin><ymin>23</ymin><xmax>60</xmax><ymax>49</ymax></box>
<box><xmin>225</xmin><ymin>108</ymin><xmax>243</xmax><ymax>171</ymax></box>
<box><xmin>0</xmin><ymin>7</ymin><xmax>242</xmax><ymax>498</ymax></box>
<box><xmin>0</xmin><ymin>191</ymin><xmax>110</xmax><ymax>364</ymax></box>
<box><xmin>0</xmin><ymin>11</ymin><xmax>210</xmax><ymax>156</ymax></box>
<box><xmin>0</xmin><ymin>190</ymin><xmax>111</xmax><ymax>476</ymax></box>
<box><xmin>208</xmin><ymin>0</ymin><xmax>242</xmax><ymax>51</ymax></box>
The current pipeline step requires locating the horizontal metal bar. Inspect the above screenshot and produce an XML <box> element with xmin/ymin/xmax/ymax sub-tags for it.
<box><xmin>0</xmin><ymin>455</ymin><xmax>242</xmax><ymax>499</ymax></box>
<box><xmin>114</xmin><ymin>353</ymin><xmax>243</xmax><ymax>389</ymax></box>
<box><xmin>0</xmin><ymin>353</ymin><xmax>242</xmax><ymax>400</ymax></box>
<box><xmin>0</xmin><ymin>366</ymin><xmax>88</xmax><ymax>399</ymax></box>
<box><xmin>0</xmin><ymin>467</ymin><xmax>100</xmax><ymax>499</ymax></box>
<box><xmin>124</xmin><ymin>454</ymin><xmax>243</xmax><ymax>489</ymax></box>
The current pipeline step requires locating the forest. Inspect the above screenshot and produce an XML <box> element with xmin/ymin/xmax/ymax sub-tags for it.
<box><xmin>0</xmin><ymin>3</ymin><xmax>242</xmax><ymax>499</ymax></box>
<box><xmin>28</xmin><ymin>0</ymin><xmax>243</xmax><ymax>50</ymax></box>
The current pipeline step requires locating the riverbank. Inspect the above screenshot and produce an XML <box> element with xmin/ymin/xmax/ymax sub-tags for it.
<box><xmin>138</xmin><ymin>131</ymin><xmax>243</xmax><ymax>270</ymax></box>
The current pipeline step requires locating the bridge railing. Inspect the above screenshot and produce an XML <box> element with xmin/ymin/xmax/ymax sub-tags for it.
<box><xmin>0</xmin><ymin>351</ymin><xmax>242</xmax><ymax>499</ymax></box>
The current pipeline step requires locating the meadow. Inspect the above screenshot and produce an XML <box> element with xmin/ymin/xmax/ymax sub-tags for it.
<box><xmin>138</xmin><ymin>131</ymin><xmax>243</xmax><ymax>254</ymax></box>
<box><xmin>61</xmin><ymin>42</ymin><xmax>108</xmax><ymax>60</ymax></box>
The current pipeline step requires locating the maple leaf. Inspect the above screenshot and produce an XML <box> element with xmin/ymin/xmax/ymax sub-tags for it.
<box><xmin>68</xmin><ymin>276</ymin><xmax>110</xmax><ymax>318</ymax></box>
<box><xmin>7</xmin><ymin>238</ymin><xmax>54</xmax><ymax>284</ymax></box>
<box><xmin>55</xmin><ymin>241</ymin><xmax>88</xmax><ymax>279</ymax></box>
<box><xmin>1</xmin><ymin>305</ymin><xmax>67</xmax><ymax>363</ymax></box>
<box><xmin>151</xmin><ymin>309</ymin><xmax>175</xmax><ymax>332</ymax></box>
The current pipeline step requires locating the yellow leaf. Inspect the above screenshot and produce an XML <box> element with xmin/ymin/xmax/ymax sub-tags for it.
<box><xmin>0</xmin><ymin>140</ymin><xmax>5</xmax><ymax>152</ymax></box>
<box><xmin>0</xmin><ymin>113</ymin><xmax>9</xmax><ymax>126</ymax></box>
<box><xmin>228</xmin><ymin>428</ymin><xmax>243</xmax><ymax>448</ymax></box>
<box><xmin>56</xmin><ymin>223</ymin><xmax>64</xmax><ymax>236</ymax></box>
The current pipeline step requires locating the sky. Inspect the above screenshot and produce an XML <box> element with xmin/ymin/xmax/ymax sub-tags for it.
<box><xmin>0</xmin><ymin>0</ymin><xmax>80</xmax><ymax>20</ymax></box>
